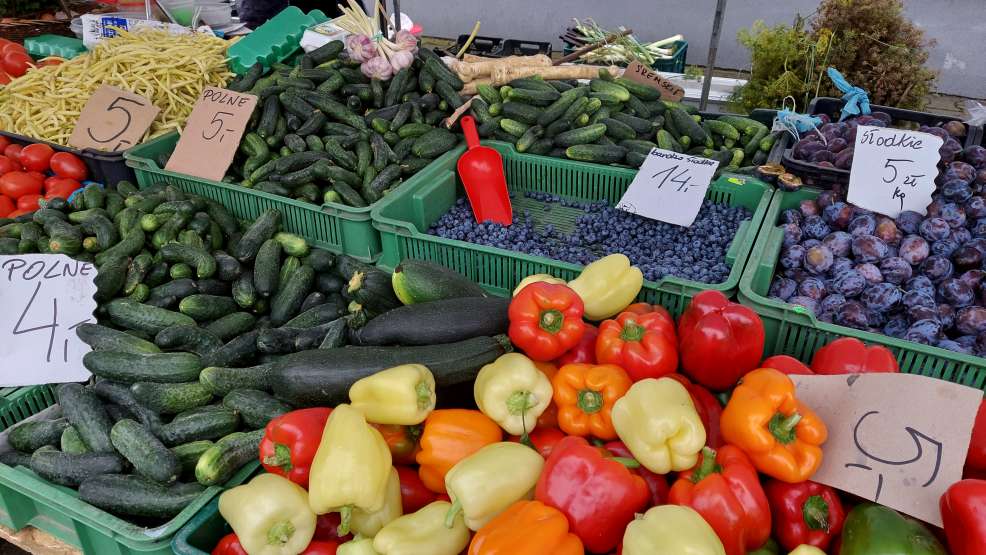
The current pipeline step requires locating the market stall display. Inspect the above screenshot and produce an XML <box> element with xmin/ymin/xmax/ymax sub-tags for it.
<box><xmin>0</xmin><ymin>136</ymin><xmax>87</xmax><ymax>217</ymax></box>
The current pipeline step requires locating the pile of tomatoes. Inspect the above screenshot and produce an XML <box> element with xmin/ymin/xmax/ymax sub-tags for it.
<box><xmin>0</xmin><ymin>38</ymin><xmax>60</xmax><ymax>83</ymax></box>
<box><xmin>0</xmin><ymin>135</ymin><xmax>88</xmax><ymax>218</ymax></box>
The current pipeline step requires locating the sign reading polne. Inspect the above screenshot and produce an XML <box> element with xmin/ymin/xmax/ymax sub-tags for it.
<box><xmin>166</xmin><ymin>86</ymin><xmax>258</xmax><ymax>182</ymax></box>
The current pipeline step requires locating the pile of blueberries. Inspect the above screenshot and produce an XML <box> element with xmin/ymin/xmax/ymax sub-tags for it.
<box><xmin>769</xmin><ymin>143</ymin><xmax>986</xmax><ymax>355</ymax></box>
<box><xmin>428</xmin><ymin>192</ymin><xmax>751</xmax><ymax>284</ymax></box>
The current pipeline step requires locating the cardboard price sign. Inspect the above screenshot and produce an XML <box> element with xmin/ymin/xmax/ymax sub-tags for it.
<box><xmin>790</xmin><ymin>373</ymin><xmax>980</xmax><ymax>526</ymax></box>
<box><xmin>847</xmin><ymin>125</ymin><xmax>944</xmax><ymax>218</ymax></box>
<box><xmin>0</xmin><ymin>255</ymin><xmax>96</xmax><ymax>386</ymax></box>
<box><xmin>68</xmin><ymin>85</ymin><xmax>159</xmax><ymax>152</ymax></box>
<box><xmin>615</xmin><ymin>148</ymin><xmax>718</xmax><ymax>226</ymax></box>
<box><xmin>622</xmin><ymin>61</ymin><xmax>684</xmax><ymax>101</ymax></box>
<box><xmin>165</xmin><ymin>86</ymin><xmax>258</xmax><ymax>182</ymax></box>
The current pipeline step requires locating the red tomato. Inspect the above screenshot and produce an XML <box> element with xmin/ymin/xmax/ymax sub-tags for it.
<box><xmin>0</xmin><ymin>70</ymin><xmax>10</xmax><ymax>85</ymax></box>
<box><xmin>16</xmin><ymin>194</ymin><xmax>41</xmax><ymax>210</ymax></box>
<box><xmin>49</xmin><ymin>152</ymin><xmax>87</xmax><ymax>181</ymax></box>
<box><xmin>0</xmin><ymin>136</ymin><xmax>9</xmax><ymax>152</ymax></box>
<box><xmin>26</xmin><ymin>170</ymin><xmax>45</xmax><ymax>183</ymax></box>
<box><xmin>2</xmin><ymin>51</ymin><xmax>33</xmax><ymax>78</ymax></box>
<box><xmin>0</xmin><ymin>38</ymin><xmax>14</xmax><ymax>48</ymax></box>
<box><xmin>19</xmin><ymin>143</ymin><xmax>54</xmax><ymax>172</ymax></box>
<box><xmin>0</xmin><ymin>43</ymin><xmax>25</xmax><ymax>56</ymax></box>
<box><xmin>0</xmin><ymin>195</ymin><xmax>13</xmax><ymax>217</ymax></box>
<box><xmin>0</xmin><ymin>155</ymin><xmax>17</xmax><ymax>175</ymax></box>
<box><xmin>4</xmin><ymin>144</ymin><xmax>22</xmax><ymax>164</ymax></box>
<box><xmin>0</xmin><ymin>171</ymin><xmax>42</xmax><ymax>198</ymax></box>
<box><xmin>44</xmin><ymin>176</ymin><xmax>81</xmax><ymax>196</ymax></box>
<box><xmin>6</xmin><ymin>208</ymin><xmax>34</xmax><ymax>218</ymax></box>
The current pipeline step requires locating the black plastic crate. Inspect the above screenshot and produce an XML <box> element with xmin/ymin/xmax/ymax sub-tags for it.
<box><xmin>500</xmin><ymin>39</ymin><xmax>551</xmax><ymax>57</ymax></box>
<box><xmin>778</xmin><ymin>97</ymin><xmax>983</xmax><ymax>188</ymax></box>
<box><xmin>452</xmin><ymin>35</ymin><xmax>504</xmax><ymax>57</ymax></box>
<box><xmin>0</xmin><ymin>130</ymin><xmax>135</xmax><ymax>186</ymax></box>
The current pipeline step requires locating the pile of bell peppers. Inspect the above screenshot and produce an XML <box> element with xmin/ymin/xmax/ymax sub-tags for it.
<box><xmin>210</xmin><ymin>254</ymin><xmax>984</xmax><ymax>555</ymax></box>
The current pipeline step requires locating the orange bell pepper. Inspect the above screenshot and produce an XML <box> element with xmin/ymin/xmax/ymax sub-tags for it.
<box><xmin>720</xmin><ymin>368</ymin><xmax>828</xmax><ymax>483</ymax></box>
<box><xmin>468</xmin><ymin>500</ymin><xmax>583</xmax><ymax>555</ymax></box>
<box><xmin>552</xmin><ymin>363</ymin><xmax>632</xmax><ymax>440</ymax></box>
<box><xmin>415</xmin><ymin>409</ymin><xmax>502</xmax><ymax>494</ymax></box>
<box><xmin>534</xmin><ymin>361</ymin><xmax>559</xmax><ymax>429</ymax></box>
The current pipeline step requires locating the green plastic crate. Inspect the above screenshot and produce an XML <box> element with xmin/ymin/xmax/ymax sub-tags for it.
<box><xmin>371</xmin><ymin>141</ymin><xmax>773</xmax><ymax>316</ymax></box>
<box><xmin>0</xmin><ymin>404</ymin><xmax>259</xmax><ymax>555</ymax></box>
<box><xmin>125</xmin><ymin>132</ymin><xmax>391</xmax><ymax>261</ymax></box>
<box><xmin>0</xmin><ymin>385</ymin><xmax>56</xmax><ymax>432</ymax></box>
<box><xmin>226</xmin><ymin>7</ymin><xmax>328</xmax><ymax>75</ymax></box>
<box><xmin>738</xmin><ymin>187</ymin><xmax>986</xmax><ymax>390</ymax></box>
<box><xmin>171</xmin><ymin>498</ymin><xmax>229</xmax><ymax>555</ymax></box>
<box><xmin>562</xmin><ymin>39</ymin><xmax>687</xmax><ymax>74</ymax></box>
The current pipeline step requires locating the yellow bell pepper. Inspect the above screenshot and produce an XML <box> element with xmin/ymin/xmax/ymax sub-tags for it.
<box><xmin>218</xmin><ymin>473</ymin><xmax>316</xmax><ymax>555</ymax></box>
<box><xmin>513</xmin><ymin>274</ymin><xmax>567</xmax><ymax>296</ymax></box>
<box><xmin>567</xmin><ymin>254</ymin><xmax>643</xmax><ymax>320</ymax></box>
<box><xmin>611</xmin><ymin>377</ymin><xmax>705</xmax><ymax>474</ymax></box>
<box><xmin>474</xmin><ymin>353</ymin><xmax>554</xmax><ymax>436</ymax></box>
<box><xmin>788</xmin><ymin>546</ymin><xmax>826</xmax><ymax>555</ymax></box>
<box><xmin>373</xmin><ymin>501</ymin><xmax>470</xmax><ymax>555</ymax></box>
<box><xmin>338</xmin><ymin>537</ymin><xmax>381</xmax><ymax>555</ymax></box>
<box><xmin>351</xmin><ymin>467</ymin><xmax>403</xmax><ymax>536</ymax></box>
<box><xmin>308</xmin><ymin>404</ymin><xmax>393</xmax><ymax>535</ymax></box>
<box><xmin>444</xmin><ymin>441</ymin><xmax>543</xmax><ymax>531</ymax></box>
<box><xmin>349</xmin><ymin>364</ymin><xmax>436</xmax><ymax>425</ymax></box>
<box><xmin>624</xmin><ymin>505</ymin><xmax>725</xmax><ymax>555</ymax></box>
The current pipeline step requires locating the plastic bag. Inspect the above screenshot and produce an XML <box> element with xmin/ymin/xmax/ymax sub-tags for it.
<box><xmin>965</xmin><ymin>100</ymin><xmax>986</xmax><ymax>126</ymax></box>
<box><xmin>827</xmin><ymin>67</ymin><xmax>870</xmax><ymax>121</ymax></box>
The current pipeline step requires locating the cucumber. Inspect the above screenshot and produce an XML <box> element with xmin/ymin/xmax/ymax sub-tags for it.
<box><xmin>160</xmin><ymin>243</ymin><xmax>217</xmax><ymax>279</ymax></box>
<box><xmin>91</xmin><ymin>380</ymin><xmax>163</xmax><ymax>432</ymax></box>
<box><xmin>499</xmin><ymin>118</ymin><xmax>529</xmax><ymax>138</ymax></box>
<box><xmin>57</xmin><ymin>383</ymin><xmax>114</xmax><ymax>453</ymax></box>
<box><xmin>170</xmin><ymin>263</ymin><xmax>194</xmax><ymax>280</ymax></box>
<box><xmin>76</xmin><ymin>323</ymin><xmax>160</xmax><ymax>354</ymax></box>
<box><xmin>347</xmin><ymin>267</ymin><xmax>400</xmax><ymax>314</ymax></box>
<box><xmin>79</xmin><ymin>475</ymin><xmax>205</xmax><ymax>519</ymax></box>
<box><xmin>8</xmin><ymin>419</ymin><xmax>69</xmax><ymax>452</ymax></box>
<box><xmin>233</xmin><ymin>270</ymin><xmax>257</xmax><ymax>309</ymax></box>
<box><xmin>602</xmin><ymin>118</ymin><xmax>636</xmax><ymax>141</ymax></box>
<box><xmin>565</xmin><ymin>144</ymin><xmax>628</xmax><ymax>164</ymax></box>
<box><xmin>231</xmin><ymin>209</ymin><xmax>280</xmax><ymax>262</ymax></box>
<box><xmin>283</xmin><ymin>299</ymin><xmax>347</xmax><ymax>328</ymax></box>
<box><xmin>411</xmin><ymin>127</ymin><xmax>458</xmax><ymax>159</ymax></box>
<box><xmin>132</xmin><ymin>382</ymin><xmax>212</xmax><ymax>415</ymax></box>
<box><xmin>195</xmin><ymin>429</ymin><xmax>265</xmax><ymax>486</ymax></box>
<box><xmin>200</xmin><ymin>364</ymin><xmax>273</xmax><ymax>396</ymax></box>
<box><xmin>60</xmin><ymin>425</ymin><xmax>89</xmax><ymax>454</ymax></box>
<box><xmin>205</xmin><ymin>312</ymin><xmax>257</xmax><ymax>341</ymax></box>
<box><xmin>668</xmin><ymin>106</ymin><xmax>710</xmax><ymax>145</ymax></box>
<box><xmin>553</xmin><ymin>123</ymin><xmax>607</xmax><ymax>147</ymax></box>
<box><xmin>147</xmin><ymin>278</ymin><xmax>198</xmax><ymax>308</ymax></box>
<box><xmin>222</xmin><ymin>389</ymin><xmax>291</xmax><ymax>429</ymax></box>
<box><xmin>106</xmin><ymin>298</ymin><xmax>195</xmax><ymax>335</ymax></box>
<box><xmin>172</xmin><ymin>440</ymin><xmax>213</xmax><ymax>479</ymax></box>
<box><xmin>270</xmin><ymin>264</ymin><xmax>315</xmax><ymax>326</ymax></box>
<box><xmin>154</xmin><ymin>325</ymin><xmax>222</xmax><ymax>356</ymax></box>
<box><xmin>507</xmin><ymin>87</ymin><xmax>560</xmax><ymax>106</ymax></box>
<box><xmin>272</xmin><ymin>232</ymin><xmax>309</xmax><ymax>257</ymax></box>
<box><xmin>613</xmin><ymin>77</ymin><xmax>662</xmax><ymax>100</ymax></box>
<box><xmin>421</xmin><ymin>50</ymin><xmax>464</xmax><ymax>90</ymax></box>
<box><xmin>31</xmin><ymin>450</ymin><xmax>124</xmax><ymax>487</ymax></box>
<box><xmin>179</xmin><ymin>294</ymin><xmax>240</xmax><ymax>321</ymax></box>
<box><xmin>111</xmin><ymin>419</ymin><xmax>181</xmax><ymax>484</ymax></box>
<box><xmin>201</xmin><ymin>330</ymin><xmax>260</xmax><ymax>369</ymax></box>
<box><xmin>306</xmin><ymin>249</ymin><xmax>336</xmax><ymax>273</ymax></box>
<box><xmin>589</xmin><ymin>79</ymin><xmax>630</xmax><ymax>101</ymax></box>
<box><xmin>391</xmin><ymin>259</ymin><xmax>486</xmax><ymax>304</ymax></box>
<box><xmin>83</xmin><ymin>351</ymin><xmax>202</xmax><ymax>384</ymax></box>
<box><xmin>93</xmin><ymin>255</ymin><xmax>128</xmax><ymax>303</ymax></box>
<box><xmin>158</xmin><ymin>406</ymin><xmax>240</xmax><ymax>446</ymax></box>
<box><xmin>500</xmin><ymin>102</ymin><xmax>541</xmax><ymax>125</ymax></box>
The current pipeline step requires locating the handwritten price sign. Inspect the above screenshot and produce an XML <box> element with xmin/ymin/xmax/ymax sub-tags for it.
<box><xmin>790</xmin><ymin>373</ymin><xmax>980</xmax><ymax>526</ymax></box>
<box><xmin>68</xmin><ymin>85</ymin><xmax>160</xmax><ymax>153</ymax></box>
<box><xmin>847</xmin><ymin>125</ymin><xmax>944</xmax><ymax>218</ymax></box>
<box><xmin>615</xmin><ymin>148</ymin><xmax>719</xmax><ymax>227</ymax></box>
<box><xmin>0</xmin><ymin>255</ymin><xmax>96</xmax><ymax>386</ymax></box>
<box><xmin>165</xmin><ymin>86</ymin><xmax>258</xmax><ymax>182</ymax></box>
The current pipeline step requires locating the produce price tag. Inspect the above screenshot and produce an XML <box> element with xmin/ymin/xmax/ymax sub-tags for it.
<box><xmin>615</xmin><ymin>148</ymin><xmax>718</xmax><ymax>226</ymax></box>
<box><xmin>622</xmin><ymin>61</ymin><xmax>684</xmax><ymax>102</ymax></box>
<box><xmin>790</xmin><ymin>373</ymin><xmax>980</xmax><ymax>526</ymax></box>
<box><xmin>847</xmin><ymin>125</ymin><xmax>944</xmax><ymax>218</ymax></box>
<box><xmin>0</xmin><ymin>255</ymin><xmax>95</xmax><ymax>386</ymax></box>
<box><xmin>166</xmin><ymin>86</ymin><xmax>258</xmax><ymax>182</ymax></box>
<box><xmin>68</xmin><ymin>84</ymin><xmax>160</xmax><ymax>153</ymax></box>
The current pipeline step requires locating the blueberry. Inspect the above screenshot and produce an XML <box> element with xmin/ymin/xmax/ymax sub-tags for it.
<box><xmin>849</xmin><ymin>213</ymin><xmax>877</xmax><ymax>236</ymax></box>
<box><xmin>802</xmin><ymin>215</ymin><xmax>831</xmax><ymax>240</ymax></box>
<box><xmin>798</xmin><ymin>277</ymin><xmax>828</xmax><ymax>300</ymax></box>
<box><xmin>862</xmin><ymin>282</ymin><xmax>902</xmax><ymax>312</ymax></box>
<box><xmin>833</xmin><ymin>269</ymin><xmax>867</xmax><ymax>297</ymax></box>
<box><xmin>822</xmin><ymin>231</ymin><xmax>852</xmax><ymax>257</ymax></box>
<box><xmin>905</xmin><ymin>319</ymin><xmax>943</xmax><ymax>345</ymax></box>
<box><xmin>920</xmin><ymin>255</ymin><xmax>954</xmax><ymax>283</ymax></box>
<box><xmin>919</xmin><ymin>218</ymin><xmax>951</xmax><ymax>242</ymax></box>
<box><xmin>855</xmin><ymin>262</ymin><xmax>884</xmax><ymax>284</ymax></box>
<box><xmin>788</xmin><ymin>295</ymin><xmax>818</xmax><ymax>313</ymax></box>
<box><xmin>851</xmin><ymin>235</ymin><xmax>889</xmax><ymax>263</ymax></box>
<box><xmin>879</xmin><ymin>257</ymin><xmax>913</xmax><ymax>284</ymax></box>
<box><xmin>805</xmin><ymin>245</ymin><xmax>834</xmax><ymax>274</ymax></box>
<box><xmin>895</xmin><ymin>211</ymin><xmax>924</xmax><ymax>234</ymax></box>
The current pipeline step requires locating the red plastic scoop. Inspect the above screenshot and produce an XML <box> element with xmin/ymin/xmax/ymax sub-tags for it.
<box><xmin>457</xmin><ymin>115</ymin><xmax>512</xmax><ymax>225</ymax></box>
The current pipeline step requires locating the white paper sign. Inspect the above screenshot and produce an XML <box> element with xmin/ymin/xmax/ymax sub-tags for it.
<box><xmin>790</xmin><ymin>373</ymin><xmax>981</xmax><ymax>526</ymax></box>
<box><xmin>0</xmin><ymin>255</ymin><xmax>96</xmax><ymax>386</ymax></box>
<box><xmin>615</xmin><ymin>148</ymin><xmax>719</xmax><ymax>227</ymax></box>
<box><xmin>847</xmin><ymin>125</ymin><xmax>943</xmax><ymax>218</ymax></box>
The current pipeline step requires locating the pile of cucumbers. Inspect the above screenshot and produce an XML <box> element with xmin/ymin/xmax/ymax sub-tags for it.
<box><xmin>220</xmin><ymin>42</ymin><xmax>465</xmax><ymax>208</ymax></box>
<box><xmin>469</xmin><ymin>68</ymin><xmax>781</xmax><ymax>172</ymax></box>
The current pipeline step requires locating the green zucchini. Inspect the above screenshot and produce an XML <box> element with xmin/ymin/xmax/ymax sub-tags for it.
<box><xmin>391</xmin><ymin>258</ymin><xmax>486</xmax><ymax>304</ymax></box>
<box><xmin>57</xmin><ymin>383</ymin><xmax>115</xmax><ymax>453</ymax></box>
<box><xmin>83</xmin><ymin>351</ymin><xmax>202</xmax><ymax>384</ymax></box>
<box><xmin>111</xmin><ymin>419</ymin><xmax>181</xmax><ymax>484</ymax></box>
<box><xmin>195</xmin><ymin>429</ymin><xmax>264</xmax><ymax>486</ymax></box>
<box><xmin>222</xmin><ymin>389</ymin><xmax>290</xmax><ymax>429</ymax></box>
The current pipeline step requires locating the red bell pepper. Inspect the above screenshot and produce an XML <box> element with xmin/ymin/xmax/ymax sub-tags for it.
<box><xmin>212</xmin><ymin>533</ymin><xmax>248</xmax><ymax>555</ymax></box>
<box><xmin>763</xmin><ymin>479</ymin><xmax>845</xmax><ymax>552</ymax></box>
<box><xmin>314</xmin><ymin>513</ymin><xmax>353</xmax><ymax>543</ymax></box>
<box><xmin>512</xmin><ymin>426</ymin><xmax>566</xmax><ymax>458</ymax></box>
<box><xmin>596</xmin><ymin>310</ymin><xmax>678</xmax><ymax>381</ymax></box>
<box><xmin>556</xmin><ymin>324</ymin><xmax>598</xmax><ymax>365</ymax></box>
<box><xmin>258</xmin><ymin>408</ymin><xmax>331</xmax><ymax>489</ymax></box>
<box><xmin>668</xmin><ymin>446</ymin><xmax>772</xmax><ymax>555</ymax></box>
<box><xmin>509</xmin><ymin>282</ymin><xmax>586</xmax><ymax>361</ymax></box>
<box><xmin>678</xmin><ymin>290</ymin><xmax>765</xmax><ymax>391</ymax></box>
<box><xmin>396</xmin><ymin>465</ymin><xmax>440</xmax><ymax>514</ymax></box>
<box><xmin>535</xmin><ymin>436</ymin><xmax>650</xmax><ymax>553</ymax></box>
<box><xmin>604</xmin><ymin>440</ymin><xmax>668</xmax><ymax>507</ymax></box>
<box><xmin>623</xmin><ymin>302</ymin><xmax>670</xmax><ymax>317</ymax></box>
<box><xmin>940</xmin><ymin>479</ymin><xmax>986</xmax><ymax>555</ymax></box>
<box><xmin>301</xmin><ymin>540</ymin><xmax>339</xmax><ymax>555</ymax></box>
<box><xmin>809</xmin><ymin>337</ymin><xmax>899</xmax><ymax>374</ymax></box>
<box><xmin>372</xmin><ymin>423</ymin><xmax>422</xmax><ymax>465</ymax></box>
<box><xmin>965</xmin><ymin>399</ymin><xmax>986</xmax><ymax>477</ymax></box>
<box><xmin>667</xmin><ymin>373</ymin><xmax>724</xmax><ymax>448</ymax></box>
<box><xmin>762</xmin><ymin>355</ymin><xmax>814</xmax><ymax>375</ymax></box>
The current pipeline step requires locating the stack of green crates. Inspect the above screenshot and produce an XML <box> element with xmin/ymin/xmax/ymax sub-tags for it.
<box><xmin>738</xmin><ymin>187</ymin><xmax>986</xmax><ymax>390</ymax></box>
<box><xmin>371</xmin><ymin>141</ymin><xmax>773</xmax><ymax>317</ymax></box>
